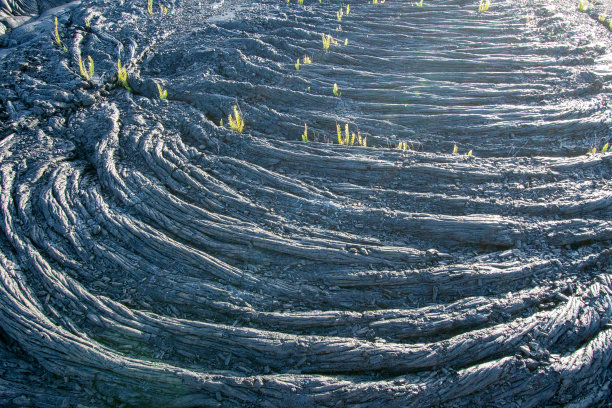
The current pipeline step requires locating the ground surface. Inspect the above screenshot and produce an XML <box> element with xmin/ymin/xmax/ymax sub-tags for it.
<box><xmin>0</xmin><ymin>0</ymin><xmax>612</xmax><ymax>406</ymax></box>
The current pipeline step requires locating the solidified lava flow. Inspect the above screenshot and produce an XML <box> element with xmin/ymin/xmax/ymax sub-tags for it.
<box><xmin>0</xmin><ymin>0</ymin><xmax>612</xmax><ymax>406</ymax></box>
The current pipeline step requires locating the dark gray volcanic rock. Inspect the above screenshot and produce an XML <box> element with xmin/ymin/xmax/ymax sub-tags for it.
<box><xmin>0</xmin><ymin>0</ymin><xmax>611</xmax><ymax>406</ymax></box>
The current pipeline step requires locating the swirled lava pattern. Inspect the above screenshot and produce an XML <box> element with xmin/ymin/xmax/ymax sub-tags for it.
<box><xmin>0</xmin><ymin>0</ymin><xmax>611</xmax><ymax>406</ymax></box>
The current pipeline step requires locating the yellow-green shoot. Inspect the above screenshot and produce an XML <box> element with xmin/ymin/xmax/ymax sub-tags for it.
<box><xmin>602</xmin><ymin>142</ymin><xmax>609</xmax><ymax>153</ymax></box>
<box><xmin>161</xmin><ymin>5</ymin><xmax>169</xmax><ymax>13</ymax></box>
<box><xmin>303</xmin><ymin>56</ymin><xmax>312</xmax><ymax>64</ymax></box>
<box><xmin>322</xmin><ymin>34</ymin><xmax>332</xmax><ymax>50</ymax></box>
<box><xmin>452</xmin><ymin>144</ymin><xmax>458</xmax><ymax>154</ymax></box>
<box><xmin>478</xmin><ymin>0</ymin><xmax>490</xmax><ymax>12</ymax></box>
<box><xmin>295</xmin><ymin>58</ymin><xmax>300</xmax><ymax>70</ymax></box>
<box><xmin>337</xmin><ymin>8</ymin><xmax>343</xmax><ymax>21</ymax></box>
<box><xmin>578</xmin><ymin>0</ymin><xmax>588</xmax><ymax>11</ymax></box>
<box><xmin>79</xmin><ymin>55</ymin><xmax>94</xmax><ymax>80</ymax></box>
<box><xmin>346</xmin><ymin>4</ymin><xmax>350</xmax><ymax>14</ymax></box>
<box><xmin>333</xmin><ymin>83</ymin><xmax>341</xmax><ymax>97</ymax></box>
<box><xmin>415</xmin><ymin>0</ymin><xmax>423</xmax><ymax>6</ymax></box>
<box><xmin>397</xmin><ymin>141</ymin><xmax>408</xmax><ymax>151</ymax></box>
<box><xmin>228</xmin><ymin>105</ymin><xmax>245</xmax><ymax>133</ymax></box>
<box><xmin>148</xmin><ymin>0</ymin><xmax>153</xmax><ymax>14</ymax></box>
<box><xmin>466</xmin><ymin>150</ymin><xmax>473</xmax><ymax>156</ymax></box>
<box><xmin>117</xmin><ymin>59</ymin><xmax>130</xmax><ymax>90</ymax></box>
<box><xmin>302</xmin><ymin>123</ymin><xmax>308</xmax><ymax>142</ymax></box>
<box><xmin>599</xmin><ymin>12</ymin><xmax>606</xmax><ymax>22</ymax></box>
<box><xmin>53</xmin><ymin>17</ymin><xmax>67</xmax><ymax>51</ymax></box>
<box><xmin>157</xmin><ymin>83</ymin><xmax>168</xmax><ymax>99</ymax></box>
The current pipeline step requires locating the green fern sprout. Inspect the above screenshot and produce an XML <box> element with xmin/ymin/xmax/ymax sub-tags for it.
<box><xmin>344</xmin><ymin>38</ymin><xmax>348</xmax><ymax>46</ymax></box>
<box><xmin>322</xmin><ymin>34</ymin><xmax>332</xmax><ymax>50</ymax></box>
<box><xmin>295</xmin><ymin>58</ymin><xmax>300</xmax><ymax>70</ymax></box>
<box><xmin>346</xmin><ymin>4</ymin><xmax>350</xmax><ymax>14</ymax></box>
<box><xmin>599</xmin><ymin>12</ymin><xmax>606</xmax><ymax>22</ymax></box>
<box><xmin>157</xmin><ymin>83</ymin><xmax>168</xmax><ymax>99</ymax></box>
<box><xmin>466</xmin><ymin>150</ymin><xmax>473</xmax><ymax>156</ymax></box>
<box><xmin>148</xmin><ymin>0</ymin><xmax>153</xmax><ymax>14</ymax></box>
<box><xmin>602</xmin><ymin>142</ymin><xmax>609</xmax><ymax>153</ymax></box>
<box><xmin>478</xmin><ymin>0</ymin><xmax>490</xmax><ymax>12</ymax></box>
<box><xmin>415</xmin><ymin>0</ymin><xmax>423</xmax><ymax>6</ymax></box>
<box><xmin>79</xmin><ymin>55</ymin><xmax>94</xmax><ymax>80</ymax></box>
<box><xmin>117</xmin><ymin>59</ymin><xmax>130</xmax><ymax>91</ymax></box>
<box><xmin>228</xmin><ymin>105</ymin><xmax>245</xmax><ymax>133</ymax></box>
<box><xmin>298</xmin><ymin>0</ymin><xmax>304</xmax><ymax>4</ymax></box>
<box><xmin>452</xmin><ymin>144</ymin><xmax>458</xmax><ymax>154</ymax></box>
<box><xmin>578</xmin><ymin>0</ymin><xmax>588</xmax><ymax>11</ymax></box>
<box><xmin>53</xmin><ymin>17</ymin><xmax>68</xmax><ymax>51</ymax></box>
<box><xmin>161</xmin><ymin>5</ymin><xmax>169</xmax><ymax>13</ymax></box>
<box><xmin>337</xmin><ymin>8</ymin><xmax>343</xmax><ymax>21</ymax></box>
<box><xmin>302</xmin><ymin>123</ymin><xmax>309</xmax><ymax>142</ymax></box>
<box><xmin>303</xmin><ymin>56</ymin><xmax>312</xmax><ymax>64</ymax></box>
<box><xmin>333</xmin><ymin>83</ymin><xmax>341</xmax><ymax>97</ymax></box>
<box><xmin>397</xmin><ymin>141</ymin><xmax>408</xmax><ymax>151</ymax></box>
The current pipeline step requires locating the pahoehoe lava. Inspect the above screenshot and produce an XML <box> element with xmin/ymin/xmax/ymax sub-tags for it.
<box><xmin>0</xmin><ymin>0</ymin><xmax>612</xmax><ymax>406</ymax></box>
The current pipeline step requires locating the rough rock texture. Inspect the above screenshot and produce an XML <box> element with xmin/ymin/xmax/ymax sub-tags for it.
<box><xmin>0</xmin><ymin>0</ymin><xmax>611</xmax><ymax>406</ymax></box>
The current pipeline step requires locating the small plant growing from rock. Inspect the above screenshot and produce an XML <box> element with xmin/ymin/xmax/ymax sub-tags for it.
<box><xmin>303</xmin><ymin>56</ymin><xmax>312</xmax><ymax>64</ymax></box>
<box><xmin>453</xmin><ymin>144</ymin><xmax>458</xmax><ymax>154</ymax></box>
<box><xmin>228</xmin><ymin>105</ymin><xmax>245</xmax><ymax>133</ymax></box>
<box><xmin>79</xmin><ymin>55</ymin><xmax>94</xmax><ymax>80</ymax></box>
<box><xmin>302</xmin><ymin>123</ymin><xmax>309</xmax><ymax>142</ymax></box>
<box><xmin>397</xmin><ymin>141</ymin><xmax>408</xmax><ymax>151</ymax></box>
<box><xmin>578</xmin><ymin>0</ymin><xmax>588</xmax><ymax>12</ymax></box>
<box><xmin>346</xmin><ymin>4</ymin><xmax>350</xmax><ymax>14</ymax></box>
<box><xmin>295</xmin><ymin>58</ymin><xmax>300</xmax><ymax>70</ymax></box>
<box><xmin>148</xmin><ymin>0</ymin><xmax>153</xmax><ymax>14</ymax></box>
<box><xmin>157</xmin><ymin>83</ymin><xmax>168</xmax><ymax>99</ymax></box>
<box><xmin>53</xmin><ymin>17</ymin><xmax>68</xmax><ymax>51</ymax></box>
<box><xmin>415</xmin><ymin>0</ymin><xmax>423</xmax><ymax>6</ymax></box>
<box><xmin>599</xmin><ymin>12</ymin><xmax>606</xmax><ymax>22</ymax></box>
<box><xmin>117</xmin><ymin>59</ymin><xmax>130</xmax><ymax>91</ymax></box>
<box><xmin>337</xmin><ymin>8</ymin><xmax>344</xmax><ymax>21</ymax></box>
<box><xmin>322</xmin><ymin>34</ymin><xmax>332</xmax><ymax>50</ymax></box>
<box><xmin>333</xmin><ymin>83</ymin><xmax>341</xmax><ymax>97</ymax></box>
<box><xmin>478</xmin><ymin>0</ymin><xmax>490</xmax><ymax>12</ymax></box>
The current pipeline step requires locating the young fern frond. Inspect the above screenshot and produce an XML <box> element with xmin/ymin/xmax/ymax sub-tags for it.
<box><xmin>322</xmin><ymin>34</ymin><xmax>332</xmax><ymax>51</ymax></box>
<box><xmin>578</xmin><ymin>0</ymin><xmax>588</xmax><ymax>11</ymax></box>
<box><xmin>453</xmin><ymin>144</ymin><xmax>458</xmax><ymax>154</ymax></box>
<box><xmin>337</xmin><ymin>8</ymin><xmax>343</xmax><ymax>21</ymax></box>
<box><xmin>302</xmin><ymin>123</ymin><xmax>308</xmax><ymax>142</ymax></box>
<box><xmin>466</xmin><ymin>150</ymin><xmax>473</xmax><ymax>156</ymax></box>
<box><xmin>148</xmin><ymin>0</ymin><xmax>153</xmax><ymax>14</ymax></box>
<box><xmin>303</xmin><ymin>56</ymin><xmax>312</xmax><ymax>64</ymax></box>
<box><xmin>157</xmin><ymin>83</ymin><xmax>168</xmax><ymax>99</ymax></box>
<box><xmin>602</xmin><ymin>142</ymin><xmax>609</xmax><ymax>153</ymax></box>
<box><xmin>337</xmin><ymin>124</ymin><xmax>343</xmax><ymax>145</ymax></box>
<box><xmin>357</xmin><ymin>132</ymin><xmax>366</xmax><ymax>147</ymax></box>
<box><xmin>78</xmin><ymin>55</ymin><xmax>94</xmax><ymax>80</ymax></box>
<box><xmin>228</xmin><ymin>105</ymin><xmax>245</xmax><ymax>133</ymax></box>
<box><xmin>478</xmin><ymin>0</ymin><xmax>490</xmax><ymax>12</ymax></box>
<box><xmin>117</xmin><ymin>59</ymin><xmax>131</xmax><ymax>91</ymax></box>
<box><xmin>88</xmin><ymin>56</ymin><xmax>94</xmax><ymax>79</ymax></box>
<box><xmin>295</xmin><ymin>58</ymin><xmax>300</xmax><ymax>70</ymax></box>
<box><xmin>599</xmin><ymin>12</ymin><xmax>606</xmax><ymax>22</ymax></box>
<box><xmin>333</xmin><ymin>83</ymin><xmax>341</xmax><ymax>97</ymax></box>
